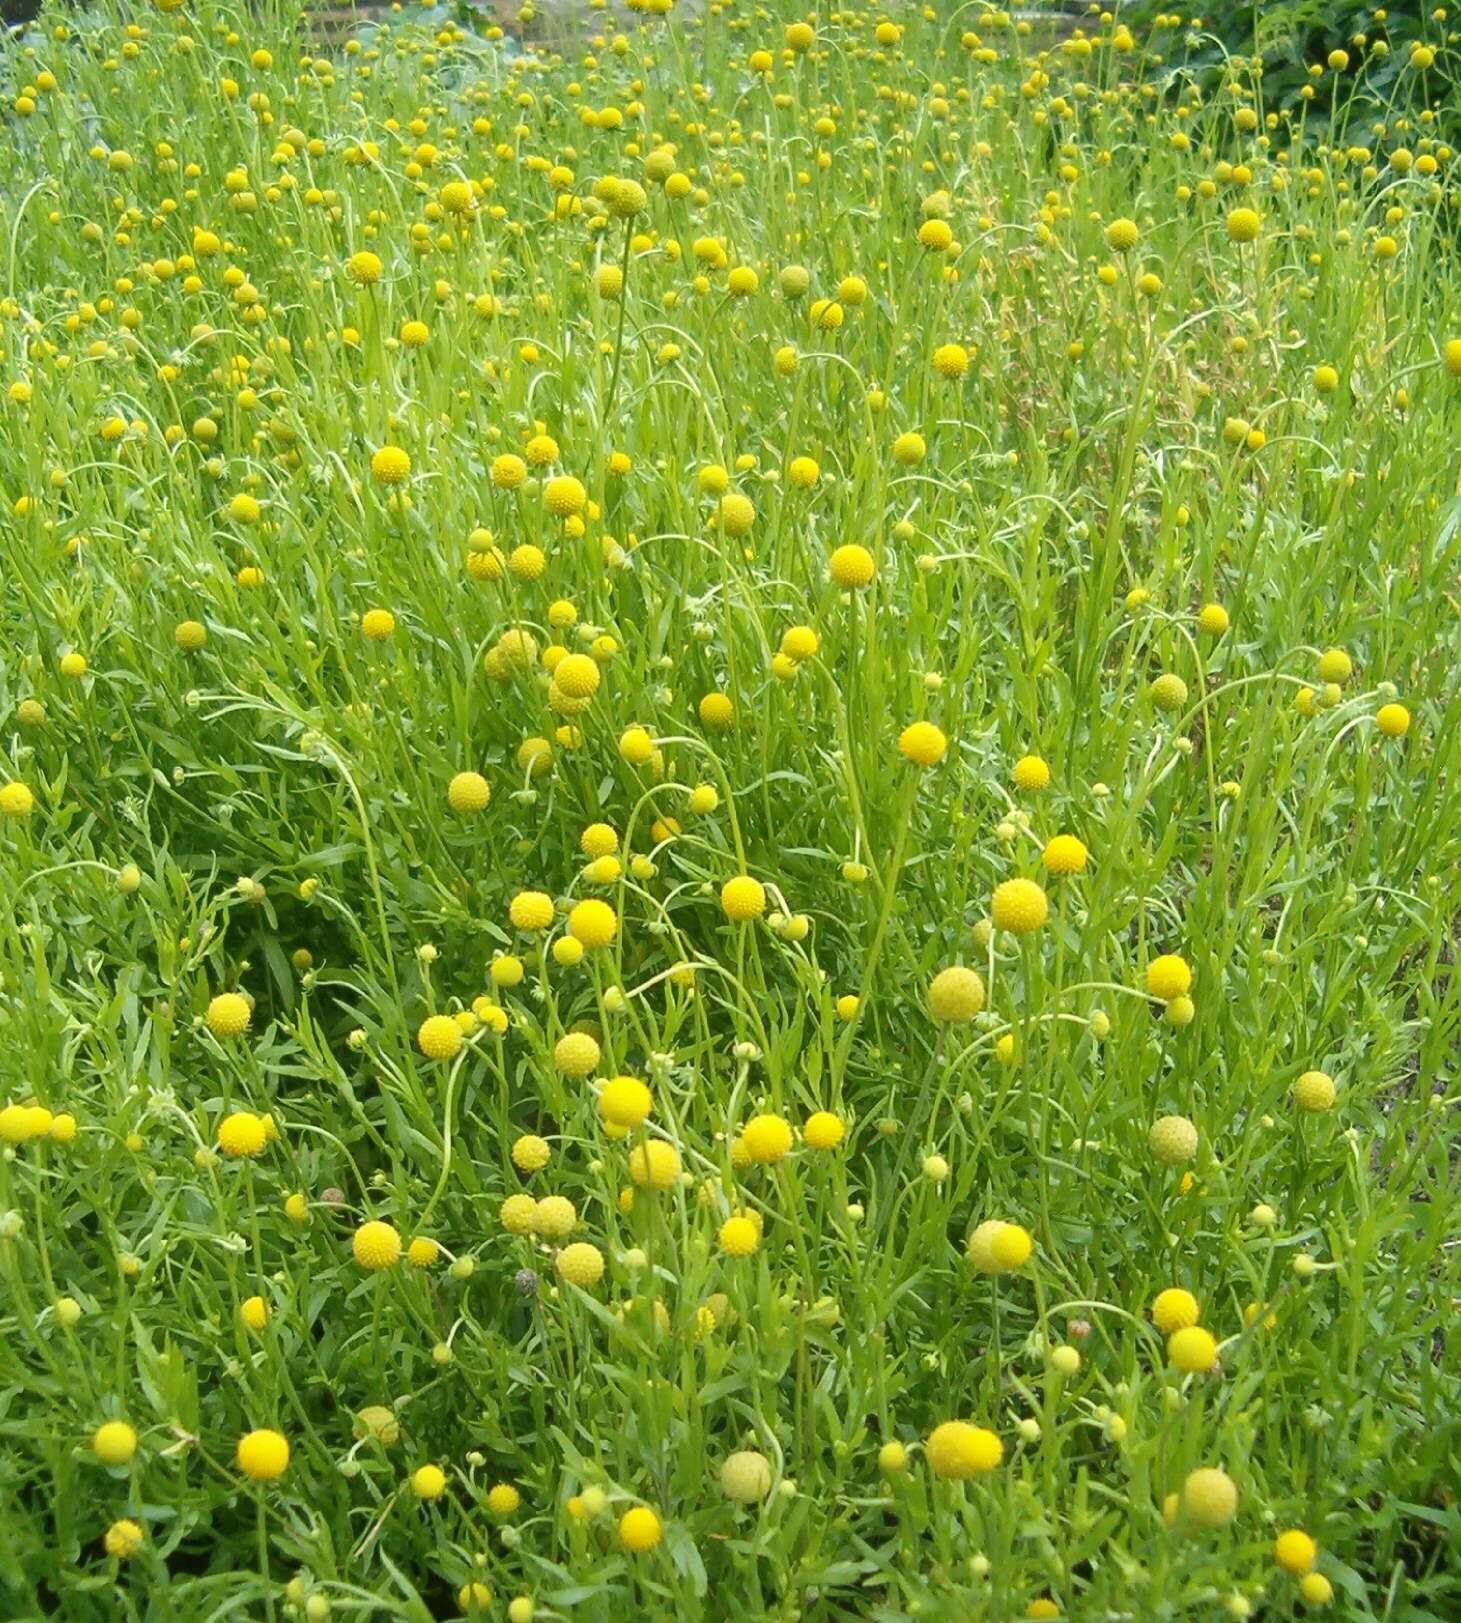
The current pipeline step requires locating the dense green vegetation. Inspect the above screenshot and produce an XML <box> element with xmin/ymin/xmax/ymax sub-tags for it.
<box><xmin>2</xmin><ymin>3</ymin><xmax>1459</xmax><ymax>1620</ymax></box>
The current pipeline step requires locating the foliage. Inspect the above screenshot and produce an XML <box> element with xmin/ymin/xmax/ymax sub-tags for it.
<box><xmin>1</xmin><ymin>2</ymin><xmax>1460</xmax><ymax>1621</ymax></box>
<box><xmin>1122</xmin><ymin>1</ymin><xmax>1458</xmax><ymax>116</ymax></box>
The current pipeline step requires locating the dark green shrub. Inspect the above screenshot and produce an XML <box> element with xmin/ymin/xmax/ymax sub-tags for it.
<box><xmin>1123</xmin><ymin>1</ymin><xmax>1456</xmax><ymax>116</ymax></box>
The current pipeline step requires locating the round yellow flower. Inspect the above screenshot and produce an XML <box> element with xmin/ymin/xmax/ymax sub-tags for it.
<box><xmin>371</xmin><ymin>445</ymin><xmax>411</xmax><ymax>485</ymax></box>
<box><xmin>93</xmin><ymin>1420</ymin><xmax>138</xmax><ymax>1466</ymax></box>
<box><xmin>1294</xmin><ymin>1070</ymin><xmax>1336</xmax><ymax>1112</ymax></box>
<box><xmin>721</xmin><ymin>875</ymin><xmax>766</xmax><ymax>921</ymax></box>
<box><xmin>990</xmin><ymin>878</ymin><xmax>1048</xmax><ymax>936</ymax></box>
<box><xmin>927</xmin><ymin>966</ymin><xmax>985</xmax><ymax>1022</ymax></box>
<box><xmin>555</xmin><ymin>653</ymin><xmax>600</xmax><ymax>699</ymax></box>
<box><xmin>492</xmin><ymin>453</ymin><xmax>527</xmax><ymax>489</ymax></box>
<box><xmin>1041</xmin><ymin>835</ymin><xmax>1088</xmax><ymax>876</ymax></box>
<box><xmin>568</xmin><ymin>898</ymin><xmax>617</xmax><ymax>948</ymax></box>
<box><xmin>554</xmin><ymin>1031</ymin><xmax>601</xmax><ymax>1078</ymax></box>
<box><xmin>440</xmin><ymin>180</ymin><xmax>474</xmax><ymax>215</ymax></box>
<box><xmin>892</xmin><ymin>431</ymin><xmax>925</xmax><ymax>465</ymax></box>
<box><xmin>1149</xmin><ymin>673</ymin><xmax>1188</xmax><ymax>711</ymax></box>
<box><xmin>1</xmin><ymin>1106</ymin><xmax>33</xmax><ymax>1142</ymax></box>
<box><xmin>1145</xmin><ymin>955</ymin><xmax>1192</xmax><ymax>1002</ymax></box>
<box><xmin>741</xmin><ymin>1113</ymin><xmax>792</xmax><ymax>1165</ymax></box>
<box><xmin>605</xmin><ymin>177</ymin><xmax>648</xmax><ymax>218</ymax></box>
<box><xmin>512</xmin><ymin>1134</ymin><xmax>552</xmax><ymax>1172</ymax></box>
<box><xmin>447</xmin><ymin>771</ymin><xmax>490</xmax><ymax>813</ymax></box>
<box><xmin>1182</xmin><ymin>1466</ymin><xmax>1238</xmax><ymax>1526</ymax></box>
<box><xmin>718</xmin><ymin>1215</ymin><xmax>760</xmax><ymax>1256</ymax></box>
<box><xmin>829</xmin><ymin>544</ymin><xmax>875</xmax><ymax>588</ymax></box>
<box><xmin>803</xmin><ymin>1111</ymin><xmax>845</xmax><ymax>1150</ymax></box>
<box><xmin>967</xmin><ymin>1219</ymin><xmax>1032</xmax><ymax>1274</ymax></box>
<box><xmin>218</xmin><ymin>1111</ymin><xmax>267</xmax><ymax>1157</ymax></box>
<box><xmin>1275</xmin><ymin>1529</ymin><xmax>1318</xmax><ymax>1574</ymax></box>
<box><xmin>580</xmin><ymin>823</ymin><xmax>618</xmax><ymax>858</ymax></box>
<box><xmin>418</xmin><ymin>1015</ymin><xmax>463</xmax><ymax>1061</ymax></box>
<box><xmin>492</xmin><ymin>956</ymin><xmax>525</xmax><ymax>987</ymax></box>
<box><xmin>237</xmin><ymin>1428</ymin><xmax>290</xmax><ymax>1481</ymax></box>
<box><xmin>556</xmin><ymin>1242</ymin><xmax>605</xmax><ymax>1286</ymax></box>
<box><xmin>932</xmin><ymin>342</ymin><xmax>969</xmax><ymax>379</ymax></box>
<box><xmin>1149</xmin><ymin>1114</ymin><xmax>1198</xmax><ymax>1165</ymax></box>
<box><xmin>780</xmin><ymin>625</ymin><xmax>819</xmax><ymax>662</ymax></box>
<box><xmin>1012</xmin><ymin>754</ymin><xmax>1050</xmax><ymax>791</ymax></box>
<box><xmin>1168</xmin><ymin>1325</ymin><xmax>1219</xmax><ymax>1374</ymax></box>
<box><xmin>1376</xmin><ymin>703</ymin><xmax>1410</xmax><ymax>738</ymax></box>
<box><xmin>346</xmin><ymin>250</ymin><xmax>383</xmax><ymax>284</ymax></box>
<box><xmin>1316</xmin><ymin>647</ymin><xmax>1352</xmax><ymax>684</ymax></box>
<box><xmin>628</xmin><ymin>1139</ymin><xmax>680</xmax><ymax>1189</ymax></box>
<box><xmin>206</xmin><ymin>992</ymin><xmax>252</xmax><ymax>1038</ymax></box>
<box><xmin>356</xmin><ymin>1405</ymin><xmax>401</xmax><ymax>1446</ymax></box>
<box><xmin>600</xmin><ymin>1075</ymin><xmax>652</xmax><ymax>1128</ymax></box>
<box><xmin>0</xmin><ymin>782</ymin><xmax>35</xmax><ymax>818</ymax></box>
<box><xmin>898</xmin><ymin>721</ymin><xmax>947</xmax><ymax>766</ymax></box>
<box><xmin>720</xmin><ymin>1449</ymin><xmax>773</xmax><ymax>1502</ymax></box>
<box><xmin>104</xmin><ymin>1518</ymin><xmax>145</xmax><ymax>1558</ymax></box>
<box><xmin>716</xmin><ymin>492</ymin><xmax>756</xmax><ymax>537</ymax></box>
<box><xmin>619</xmin><ymin>1505</ymin><xmax>663</xmax><ymax>1552</ymax></box>
<box><xmin>412</xmin><ymin>1463</ymin><xmax>447</xmax><ymax>1499</ymax></box>
<box><xmin>531</xmin><ymin>1195</ymin><xmax>577</xmax><ymax>1239</ymax></box>
<box><xmin>1151</xmin><ymin>1288</ymin><xmax>1200</xmax><ymax>1333</ymax></box>
<box><xmin>1226</xmin><ymin>207</ymin><xmax>1261</xmax><ymax>243</ymax></box>
<box><xmin>353</xmin><ymin>1220</ymin><xmax>402</xmax><ymax>1271</ymax></box>
<box><xmin>926</xmin><ymin>1421</ymin><xmax>1002</xmax><ymax>1479</ymax></box>
<box><xmin>509</xmin><ymin>891</ymin><xmax>555</xmax><ymax>931</ymax></box>
<box><xmin>544</xmin><ymin>475</ymin><xmax>587</xmax><ymax>517</ymax></box>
